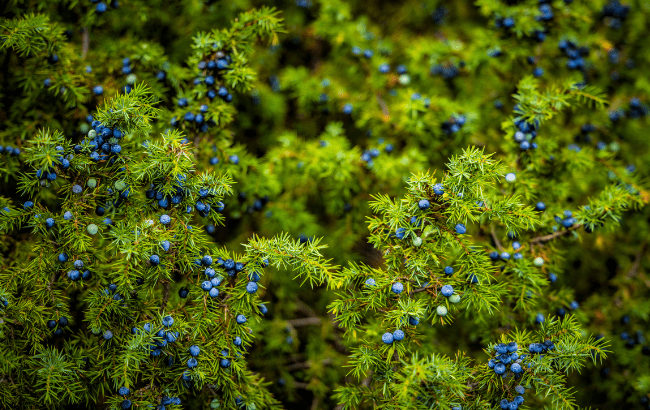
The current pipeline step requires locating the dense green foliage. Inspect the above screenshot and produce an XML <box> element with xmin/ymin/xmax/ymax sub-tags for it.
<box><xmin>1</xmin><ymin>0</ymin><xmax>649</xmax><ymax>409</ymax></box>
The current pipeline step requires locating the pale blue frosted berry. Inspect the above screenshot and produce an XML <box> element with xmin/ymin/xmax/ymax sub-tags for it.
<box><xmin>441</xmin><ymin>285</ymin><xmax>454</xmax><ymax>297</ymax></box>
<box><xmin>246</xmin><ymin>282</ymin><xmax>258</xmax><ymax>294</ymax></box>
<box><xmin>381</xmin><ymin>332</ymin><xmax>394</xmax><ymax>344</ymax></box>
<box><xmin>391</xmin><ymin>282</ymin><xmax>404</xmax><ymax>294</ymax></box>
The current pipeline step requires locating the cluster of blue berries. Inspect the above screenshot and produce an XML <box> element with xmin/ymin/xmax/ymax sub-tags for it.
<box><xmin>499</xmin><ymin>388</ymin><xmax>526</xmax><ymax>410</ymax></box>
<box><xmin>512</xmin><ymin>114</ymin><xmax>539</xmax><ymax>151</ymax></box>
<box><xmin>487</xmin><ymin>342</ymin><xmax>524</xmax><ymax>378</ymax></box>
<box><xmin>602</xmin><ymin>0</ymin><xmax>629</xmax><ymax>29</ymax></box>
<box><xmin>430</xmin><ymin>62</ymin><xmax>461</xmax><ymax>79</ymax></box>
<box><xmin>46</xmin><ymin>316</ymin><xmax>69</xmax><ymax>337</ymax></box>
<box><xmin>172</xmin><ymin>99</ymin><xmax>217</xmax><ymax>134</ymax></box>
<box><xmin>554</xmin><ymin>210</ymin><xmax>577</xmax><ymax>229</ymax></box>
<box><xmin>198</xmin><ymin>255</ymin><xmax>225</xmax><ymax>298</ymax></box>
<box><xmin>195</xmin><ymin>50</ymin><xmax>233</xmax><ymax>100</ymax></box>
<box><xmin>0</xmin><ymin>144</ymin><xmax>21</xmax><ymax>157</ymax></box>
<box><xmin>351</xmin><ymin>46</ymin><xmax>374</xmax><ymax>59</ymax></box>
<box><xmin>381</xmin><ymin>329</ymin><xmax>405</xmax><ymax>344</ymax></box>
<box><xmin>441</xmin><ymin>114</ymin><xmax>466</xmax><ymax>134</ymax></box>
<box><xmin>558</xmin><ymin>39</ymin><xmax>589</xmax><ymax>71</ymax></box>
<box><xmin>134</xmin><ymin>316</ymin><xmax>181</xmax><ymax>358</ymax></box>
<box><xmin>494</xmin><ymin>16</ymin><xmax>515</xmax><ymax>31</ymax></box>
<box><xmin>64</xmin><ymin>255</ymin><xmax>92</xmax><ymax>282</ymax></box>
<box><xmin>619</xmin><ymin>315</ymin><xmax>647</xmax><ymax>351</ymax></box>
<box><xmin>151</xmin><ymin>395</ymin><xmax>181</xmax><ymax>410</ymax></box>
<box><xmin>627</xmin><ymin>98</ymin><xmax>649</xmax><ymax>119</ymax></box>
<box><xmin>360</xmin><ymin>147</ymin><xmax>380</xmax><ymax>165</ymax></box>
<box><xmin>84</xmin><ymin>120</ymin><xmax>125</xmax><ymax>164</ymax></box>
<box><xmin>33</xmin><ymin>145</ymin><xmax>75</xmax><ymax>187</ymax></box>
<box><xmin>102</xmin><ymin>283</ymin><xmax>125</xmax><ymax>301</ymax></box>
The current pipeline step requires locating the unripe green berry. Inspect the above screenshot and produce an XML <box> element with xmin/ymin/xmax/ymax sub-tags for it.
<box><xmin>533</xmin><ymin>257</ymin><xmax>544</xmax><ymax>266</ymax></box>
<box><xmin>79</xmin><ymin>123</ymin><xmax>90</xmax><ymax>133</ymax></box>
<box><xmin>114</xmin><ymin>180</ymin><xmax>126</xmax><ymax>191</ymax></box>
<box><xmin>87</xmin><ymin>223</ymin><xmax>98</xmax><ymax>235</ymax></box>
<box><xmin>88</xmin><ymin>129</ymin><xmax>97</xmax><ymax>138</ymax></box>
<box><xmin>449</xmin><ymin>294</ymin><xmax>461</xmax><ymax>304</ymax></box>
<box><xmin>436</xmin><ymin>305</ymin><xmax>448</xmax><ymax>316</ymax></box>
<box><xmin>87</xmin><ymin>178</ymin><xmax>97</xmax><ymax>188</ymax></box>
<box><xmin>398</xmin><ymin>74</ymin><xmax>411</xmax><ymax>85</ymax></box>
<box><xmin>412</xmin><ymin>237</ymin><xmax>422</xmax><ymax>247</ymax></box>
<box><xmin>126</xmin><ymin>74</ymin><xmax>137</xmax><ymax>84</ymax></box>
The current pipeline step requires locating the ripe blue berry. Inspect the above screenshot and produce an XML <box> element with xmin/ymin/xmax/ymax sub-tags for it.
<box><xmin>187</xmin><ymin>358</ymin><xmax>198</xmax><ymax>368</ymax></box>
<box><xmin>58</xmin><ymin>253</ymin><xmax>68</xmax><ymax>263</ymax></box>
<box><xmin>418</xmin><ymin>199</ymin><xmax>430</xmax><ymax>210</ymax></box>
<box><xmin>342</xmin><ymin>103</ymin><xmax>353</xmax><ymax>115</ymax></box>
<box><xmin>103</xmin><ymin>330</ymin><xmax>113</xmax><ymax>340</ymax></box>
<box><xmin>364</xmin><ymin>278</ymin><xmax>376</xmax><ymax>287</ymax></box>
<box><xmin>382</xmin><ymin>332</ymin><xmax>394</xmax><ymax>344</ymax></box>
<box><xmin>118</xmin><ymin>387</ymin><xmax>130</xmax><ymax>396</ymax></box>
<box><xmin>220</xmin><ymin>358</ymin><xmax>231</xmax><ymax>368</ymax></box>
<box><xmin>536</xmin><ymin>202</ymin><xmax>546</xmax><ymax>211</ymax></box>
<box><xmin>432</xmin><ymin>183</ymin><xmax>444</xmax><ymax>195</ymax></box>
<box><xmin>162</xmin><ymin>316</ymin><xmax>173</xmax><ymax>327</ymax></box>
<box><xmin>495</xmin><ymin>343</ymin><xmax>508</xmax><ymax>354</ymax></box>
<box><xmin>494</xmin><ymin>363</ymin><xmax>506</xmax><ymax>374</ymax></box>
<box><xmin>259</xmin><ymin>304</ymin><xmax>268</xmax><ymax>315</ymax></box>
<box><xmin>443</xmin><ymin>266</ymin><xmax>454</xmax><ymax>275</ymax></box>
<box><xmin>395</xmin><ymin>227</ymin><xmax>406</xmax><ymax>239</ymax></box>
<box><xmin>408</xmin><ymin>316</ymin><xmax>419</xmax><ymax>326</ymax></box>
<box><xmin>150</xmin><ymin>255</ymin><xmax>160</xmax><ymax>266</ymax></box>
<box><xmin>246</xmin><ymin>282</ymin><xmax>258</xmax><ymax>294</ymax></box>
<box><xmin>179</xmin><ymin>288</ymin><xmax>189</xmax><ymax>298</ymax></box>
<box><xmin>391</xmin><ymin>282</ymin><xmax>404</xmax><ymax>294</ymax></box>
<box><xmin>501</xmin><ymin>252</ymin><xmax>510</xmax><ymax>260</ymax></box>
<box><xmin>201</xmin><ymin>281</ymin><xmax>212</xmax><ymax>291</ymax></box>
<box><xmin>74</xmin><ymin>260</ymin><xmax>84</xmax><ymax>269</ymax></box>
<box><xmin>202</xmin><ymin>255</ymin><xmax>213</xmax><ymax>266</ymax></box>
<box><xmin>45</xmin><ymin>218</ymin><xmax>55</xmax><ymax>229</ymax></box>
<box><xmin>515</xmin><ymin>385</ymin><xmax>525</xmax><ymax>395</ymax></box>
<box><xmin>454</xmin><ymin>223</ymin><xmax>466</xmax><ymax>234</ymax></box>
<box><xmin>510</xmin><ymin>363</ymin><xmax>522</xmax><ymax>373</ymax></box>
<box><xmin>160</xmin><ymin>214</ymin><xmax>171</xmax><ymax>225</ymax></box>
<box><xmin>68</xmin><ymin>270</ymin><xmax>81</xmax><ymax>281</ymax></box>
<box><xmin>189</xmin><ymin>345</ymin><xmax>200</xmax><ymax>357</ymax></box>
<box><xmin>441</xmin><ymin>285</ymin><xmax>454</xmax><ymax>297</ymax></box>
<box><xmin>205</xmin><ymin>267</ymin><xmax>216</xmax><ymax>278</ymax></box>
<box><xmin>160</xmin><ymin>240</ymin><xmax>171</xmax><ymax>252</ymax></box>
<box><xmin>393</xmin><ymin>329</ymin><xmax>405</xmax><ymax>341</ymax></box>
<box><xmin>121</xmin><ymin>399</ymin><xmax>131</xmax><ymax>409</ymax></box>
<box><xmin>236</xmin><ymin>314</ymin><xmax>247</xmax><ymax>324</ymax></box>
<box><xmin>209</xmin><ymin>288</ymin><xmax>219</xmax><ymax>298</ymax></box>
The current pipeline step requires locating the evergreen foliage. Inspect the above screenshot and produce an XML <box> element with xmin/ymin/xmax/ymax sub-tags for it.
<box><xmin>0</xmin><ymin>0</ymin><xmax>649</xmax><ymax>409</ymax></box>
